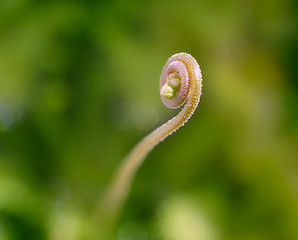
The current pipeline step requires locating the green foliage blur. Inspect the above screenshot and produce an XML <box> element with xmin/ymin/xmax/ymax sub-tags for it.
<box><xmin>0</xmin><ymin>0</ymin><xmax>298</xmax><ymax>239</ymax></box>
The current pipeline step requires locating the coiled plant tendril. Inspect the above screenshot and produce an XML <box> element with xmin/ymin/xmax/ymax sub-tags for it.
<box><xmin>96</xmin><ymin>52</ymin><xmax>203</xmax><ymax>233</ymax></box>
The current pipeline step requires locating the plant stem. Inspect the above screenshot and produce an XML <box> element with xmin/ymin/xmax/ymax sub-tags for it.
<box><xmin>94</xmin><ymin>52</ymin><xmax>203</xmax><ymax>235</ymax></box>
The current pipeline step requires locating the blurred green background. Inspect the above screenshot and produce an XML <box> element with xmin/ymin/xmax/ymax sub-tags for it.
<box><xmin>0</xmin><ymin>0</ymin><xmax>298</xmax><ymax>239</ymax></box>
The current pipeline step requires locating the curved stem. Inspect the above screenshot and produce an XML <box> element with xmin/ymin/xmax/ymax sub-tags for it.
<box><xmin>95</xmin><ymin>53</ymin><xmax>203</xmax><ymax>233</ymax></box>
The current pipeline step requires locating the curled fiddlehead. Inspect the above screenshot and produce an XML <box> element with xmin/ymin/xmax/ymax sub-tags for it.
<box><xmin>96</xmin><ymin>52</ymin><xmax>203</xmax><ymax>231</ymax></box>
